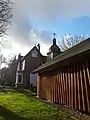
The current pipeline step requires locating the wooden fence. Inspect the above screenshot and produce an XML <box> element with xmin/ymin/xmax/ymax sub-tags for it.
<box><xmin>37</xmin><ymin>60</ymin><xmax>90</xmax><ymax>112</ymax></box>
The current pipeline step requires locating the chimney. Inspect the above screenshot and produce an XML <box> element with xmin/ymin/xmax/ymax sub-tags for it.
<box><xmin>18</xmin><ymin>53</ymin><xmax>21</xmax><ymax>61</ymax></box>
<box><xmin>37</xmin><ymin>43</ymin><xmax>40</xmax><ymax>52</ymax></box>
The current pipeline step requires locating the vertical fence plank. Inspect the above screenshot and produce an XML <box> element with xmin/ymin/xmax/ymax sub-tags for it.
<box><xmin>68</xmin><ymin>67</ymin><xmax>71</xmax><ymax>107</ymax></box>
<box><xmin>61</xmin><ymin>71</ymin><xmax>63</xmax><ymax>104</ymax></box>
<box><xmin>50</xmin><ymin>76</ymin><xmax>52</xmax><ymax>101</ymax></box>
<box><xmin>55</xmin><ymin>75</ymin><xmax>57</xmax><ymax>103</ymax></box>
<box><xmin>57</xmin><ymin>73</ymin><xmax>59</xmax><ymax>103</ymax></box>
<box><xmin>37</xmin><ymin>74</ymin><xmax>39</xmax><ymax>97</ymax></box>
<box><xmin>52</xmin><ymin>77</ymin><xmax>54</xmax><ymax>102</ymax></box>
<box><xmin>53</xmin><ymin>76</ymin><xmax>55</xmax><ymax>103</ymax></box>
<box><xmin>53</xmin><ymin>76</ymin><xmax>55</xmax><ymax>102</ymax></box>
<box><xmin>71</xmin><ymin>67</ymin><xmax>73</xmax><ymax>108</ymax></box>
<box><xmin>74</xmin><ymin>64</ymin><xmax>77</xmax><ymax>109</ymax></box>
<box><xmin>77</xmin><ymin>64</ymin><xmax>81</xmax><ymax>110</ymax></box>
<box><xmin>54</xmin><ymin>76</ymin><xmax>56</xmax><ymax>103</ymax></box>
<box><xmin>59</xmin><ymin>71</ymin><xmax>62</xmax><ymax>104</ymax></box>
<box><xmin>67</xmin><ymin>68</ymin><xmax>69</xmax><ymax>106</ymax></box>
<box><xmin>62</xmin><ymin>69</ymin><xmax>64</xmax><ymax>104</ymax></box>
<box><xmin>56</xmin><ymin>73</ymin><xmax>58</xmax><ymax>103</ymax></box>
<box><xmin>72</xmin><ymin>64</ymin><xmax>74</xmax><ymax>109</ymax></box>
<box><xmin>40</xmin><ymin>76</ymin><xmax>42</xmax><ymax>98</ymax></box>
<box><xmin>57</xmin><ymin>74</ymin><xmax>58</xmax><ymax>104</ymax></box>
<box><xmin>86</xmin><ymin>60</ymin><xmax>90</xmax><ymax>109</ymax></box>
<box><xmin>58</xmin><ymin>72</ymin><xmax>60</xmax><ymax>104</ymax></box>
<box><xmin>63</xmin><ymin>69</ymin><xmax>65</xmax><ymax>105</ymax></box>
<box><xmin>72</xmin><ymin>66</ymin><xmax>75</xmax><ymax>109</ymax></box>
<box><xmin>75</xmin><ymin>65</ymin><xmax>79</xmax><ymax>110</ymax></box>
<box><xmin>57</xmin><ymin>72</ymin><xmax>60</xmax><ymax>104</ymax></box>
<box><xmin>83</xmin><ymin>62</ymin><xmax>90</xmax><ymax>111</ymax></box>
<box><xmin>70</xmin><ymin>67</ymin><xmax>72</xmax><ymax>107</ymax></box>
<box><xmin>64</xmin><ymin>68</ymin><xmax>67</xmax><ymax>105</ymax></box>
<box><xmin>79</xmin><ymin>64</ymin><xmax>85</xmax><ymax>111</ymax></box>
<box><xmin>78</xmin><ymin>64</ymin><xmax>83</xmax><ymax>111</ymax></box>
<box><xmin>86</xmin><ymin>61</ymin><xmax>90</xmax><ymax>85</ymax></box>
<box><xmin>65</xmin><ymin>68</ymin><xmax>67</xmax><ymax>105</ymax></box>
<box><xmin>51</xmin><ymin>76</ymin><xmax>53</xmax><ymax>102</ymax></box>
<box><xmin>86</xmin><ymin>61</ymin><xmax>90</xmax><ymax>110</ymax></box>
<box><xmin>53</xmin><ymin>76</ymin><xmax>54</xmax><ymax>102</ymax></box>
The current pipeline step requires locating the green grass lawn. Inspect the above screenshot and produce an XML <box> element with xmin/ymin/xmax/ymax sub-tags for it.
<box><xmin>0</xmin><ymin>88</ymin><xmax>76</xmax><ymax>120</ymax></box>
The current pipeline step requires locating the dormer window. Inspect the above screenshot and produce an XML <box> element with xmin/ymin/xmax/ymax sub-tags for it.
<box><xmin>31</xmin><ymin>49</ymin><xmax>38</xmax><ymax>57</ymax></box>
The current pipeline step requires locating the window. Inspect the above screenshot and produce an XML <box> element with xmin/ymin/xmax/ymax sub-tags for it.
<box><xmin>22</xmin><ymin>60</ymin><xmax>25</xmax><ymax>70</ymax></box>
<box><xmin>18</xmin><ymin>73</ymin><xmax>23</xmax><ymax>83</ymax></box>
<box><xmin>17</xmin><ymin>62</ymin><xmax>20</xmax><ymax>70</ymax></box>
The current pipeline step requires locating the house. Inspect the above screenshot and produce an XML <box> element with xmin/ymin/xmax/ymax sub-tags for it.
<box><xmin>15</xmin><ymin>44</ymin><xmax>47</xmax><ymax>88</ymax></box>
<box><xmin>33</xmin><ymin>38</ymin><xmax>90</xmax><ymax>112</ymax></box>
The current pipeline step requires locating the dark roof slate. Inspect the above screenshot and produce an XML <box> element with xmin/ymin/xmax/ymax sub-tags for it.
<box><xmin>21</xmin><ymin>46</ymin><xmax>44</xmax><ymax>62</ymax></box>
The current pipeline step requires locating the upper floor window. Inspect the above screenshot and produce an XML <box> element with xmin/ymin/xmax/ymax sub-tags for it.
<box><xmin>17</xmin><ymin>62</ymin><xmax>20</xmax><ymax>70</ymax></box>
<box><xmin>22</xmin><ymin>60</ymin><xmax>25</xmax><ymax>70</ymax></box>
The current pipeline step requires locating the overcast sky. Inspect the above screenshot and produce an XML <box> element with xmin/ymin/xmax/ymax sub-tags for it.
<box><xmin>1</xmin><ymin>0</ymin><xmax>90</xmax><ymax>57</ymax></box>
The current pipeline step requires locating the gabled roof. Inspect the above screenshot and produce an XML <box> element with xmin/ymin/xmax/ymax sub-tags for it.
<box><xmin>33</xmin><ymin>38</ymin><xmax>90</xmax><ymax>73</ymax></box>
<box><xmin>21</xmin><ymin>46</ymin><xmax>44</xmax><ymax>62</ymax></box>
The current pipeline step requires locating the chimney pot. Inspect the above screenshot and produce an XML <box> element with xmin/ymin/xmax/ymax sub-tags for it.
<box><xmin>37</xmin><ymin>43</ymin><xmax>40</xmax><ymax>52</ymax></box>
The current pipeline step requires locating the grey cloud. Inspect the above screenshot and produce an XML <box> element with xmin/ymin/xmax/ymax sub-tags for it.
<box><xmin>8</xmin><ymin>0</ymin><xmax>90</xmax><ymax>49</ymax></box>
<box><xmin>15</xmin><ymin>0</ymin><xmax>90</xmax><ymax>20</ymax></box>
<box><xmin>9</xmin><ymin>11</ymin><xmax>53</xmax><ymax>47</ymax></box>
<box><xmin>9</xmin><ymin>19</ymin><xmax>52</xmax><ymax>47</ymax></box>
<box><xmin>10</xmin><ymin>16</ymin><xmax>32</xmax><ymax>45</ymax></box>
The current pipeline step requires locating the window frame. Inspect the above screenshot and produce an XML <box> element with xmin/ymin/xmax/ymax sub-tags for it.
<box><xmin>18</xmin><ymin>73</ymin><xmax>23</xmax><ymax>84</ymax></box>
<box><xmin>17</xmin><ymin>62</ymin><xmax>20</xmax><ymax>70</ymax></box>
<box><xmin>22</xmin><ymin>60</ymin><xmax>25</xmax><ymax>70</ymax></box>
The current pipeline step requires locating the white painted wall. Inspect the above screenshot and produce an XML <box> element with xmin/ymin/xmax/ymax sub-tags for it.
<box><xmin>30</xmin><ymin>73</ymin><xmax>37</xmax><ymax>86</ymax></box>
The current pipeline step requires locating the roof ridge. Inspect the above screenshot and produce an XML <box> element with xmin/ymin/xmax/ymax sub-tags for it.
<box><xmin>21</xmin><ymin>45</ymin><xmax>43</xmax><ymax>61</ymax></box>
<box><xmin>33</xmin><ymin>38</ymin><xmax>90</xmax><ymax>73</ymax></box>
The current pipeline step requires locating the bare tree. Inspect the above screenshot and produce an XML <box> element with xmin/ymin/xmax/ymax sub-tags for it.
<box><xmin>0</xmin><ymin>54</ymin><xmax>6</xmax><ymax>68</ymax></box>
<box><xmin>59</xmin><ymin>34</ymin><xmax>87</xmax><ymax>51</ymax></box>
<box><xmin>0</xmin><ymin>0</ymin><xmax>12</xmax><ymax>37</ymax></box>
<box><xmin>0</xmin><ymin>56</ymin><xmax>17</xmax><ymax>86</ymax></box>
<box><xmin>0</xmin><ymin>0</ymin><xmax>12</xmax><ymax>69</ymax></box>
